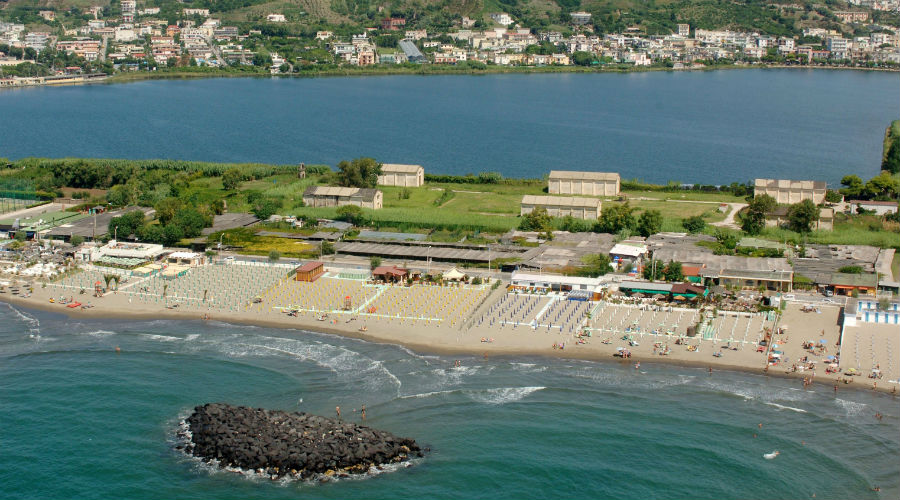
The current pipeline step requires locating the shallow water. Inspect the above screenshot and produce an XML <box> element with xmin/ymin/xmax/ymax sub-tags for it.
<box><xmin>1</xmin><ymin>304</ymin><xmax>897</xmax><ymax>499</ymax></box>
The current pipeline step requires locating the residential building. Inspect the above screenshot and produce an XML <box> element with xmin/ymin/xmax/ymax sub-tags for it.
<box><xmin>381</xmin><ymin>18</ymin><xmax>406</xmax><ymax>31</ymax></box>
<box><xmin>520</xmin><ymin>195</ymin><xmax>602</xmax><ymax>220</ymax></box>
<box><xmin>183</xmin><ymin>8</ymin><xmax>210</xmax><ymax>17</ymax></box>
<box><xmin>754</xmin><ymin>178</ymin><xmax>827</xmax><ymax>204</ymax></box>
<box><xmin>39</xmin><ymin>11</ymin><xmax>55</xmax><ymax>22</ymax></box>
<box><xmin>570</xmin><ymin>12</ymin><xmax>592</xmax><ymax>25</ymax></box>
<box><xmin>121</xmin><ymin>0</ymin><xmax>136</xmax><ymax>15</ymax></box>
<box><xmin>548</xmin><ymin>170</ymin><xmax>620</xmax><ymax>196</ymax></box>
<box><xmin>316</xmin><ymin>31</ymin><xmax>333</xmax><ymax>40</ymax></box>
<box><xmin>490</xmin><ymin>13</ymin><xmax>513</xmax><ymax>26</ymax></box>
<box><xmin>302</xmin><ymin>186</ymin><xmax>383</xmax><ymax>210</ymax></box>
<box><xmin>266</xmin><ymin>14</ymin><xmax>286</xmax><ymax>22</ymax></box>
<box><xmin>834</xmin><ymin>11</ymin><xmax>869</xmax><ymax>23</ymax></box>
<box><xmin>405</xmin><ymin>29</ymin><xmax>427</xmax><ymax>41</ymax></box>
<box><xmin>377</xmin><ymin>164</ymin><xmax>425</xmax><ymax>187</ymax></box>
<box><xmin>677</xmin><ymin>24</ymin><xmax>690</xmax><ymax>37</ymax></box>
<box><xmin>847</xmin><ymin>200</ymin><xmax>899</xmax><ymax>215</ymax></box>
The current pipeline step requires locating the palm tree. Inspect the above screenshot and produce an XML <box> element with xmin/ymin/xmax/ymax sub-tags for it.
<box><xmin>102</xmin><ymin>274</ymin><xmax>115</xmax><ymax>291</ymax></box>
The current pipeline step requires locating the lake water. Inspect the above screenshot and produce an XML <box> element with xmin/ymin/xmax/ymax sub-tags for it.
<box><xmin>1</xmin><ymin>304</ymin><xmax>898</xmax><ymax>500</ymax></box>
<box><xmin>0</xmin><ymin>69</ymin><xmax>897</xmax><ymax>185</ymax></box>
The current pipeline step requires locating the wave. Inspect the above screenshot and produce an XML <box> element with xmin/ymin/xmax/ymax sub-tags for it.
<box><xmin>81</xmin><ymin>329</ymin><xmax>118</xmax><ymax>337</ymax></box>
<box><xmin>5</xmin><ymin>303</ymin><xmax>41</xmax><ymax>334</ymax></box>
<box><xmin>765</xmin><ymin>402</ymin><xmax>807</xmax><ymax>413</ymax></box>
<box><xmin>400</xmin><ymin>386</ymin><xmax>545</xmax><ymax>405</ymax></box>
<box><xmin>510</xmin><ymin>362</ymin><xmax>547</xmax><ymax>373</ymax></box>
<box><xmin>468</xmin><ymin>386</ymin><xmax>545</xmax><ymax>404</ymax></box>
<box><xmin>140</xmin><ymin>333</ymin><xmax>181</xmax><ymax>342</ymax></box>
<box><xmin>834</xmin><ymin>398</ymin><xmax>868</xmax><ymax>417</ymax></box>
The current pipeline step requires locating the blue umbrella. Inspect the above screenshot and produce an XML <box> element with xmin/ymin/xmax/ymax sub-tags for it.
<box><xmin>820</xmin><ymin>339</ymin><xmax>828</xmax><ymax>344</ymax></box>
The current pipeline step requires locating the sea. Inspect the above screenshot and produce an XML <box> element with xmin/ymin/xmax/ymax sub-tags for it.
<box><xmin>0</xmin><ymin>69</ymin><xmax>898</xmax><ymax>185</ymax></box>
<box><xmin>1</xmin><ymin>304</ymin><xmax>897</xmax><ymax>500</ymax></box>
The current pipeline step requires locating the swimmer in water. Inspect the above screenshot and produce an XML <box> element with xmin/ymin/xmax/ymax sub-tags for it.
<box><xmin>115</xmin><ymin>346</ymin><xmax>121</xmax><ymax>353</ymax></box>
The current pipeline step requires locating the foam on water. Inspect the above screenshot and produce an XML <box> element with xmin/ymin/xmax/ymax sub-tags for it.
<box><xmin>834</xmin><ymin>398</ymin><xmax>869</xmax><ymax>418</ymax></box>
<box><xmin>80</xmin><ymin>329</ymin><xmax>118</xmax><ymax>337</ymax></box>
<box><xmin>765</xmin><ymin>402</ymin><xmax>808</xmax><ymax>413</ymax></box>
<box><xmin>467</xmin><ymin>386</ymin><xmax>545</xmax><ymax>405</ymax></box>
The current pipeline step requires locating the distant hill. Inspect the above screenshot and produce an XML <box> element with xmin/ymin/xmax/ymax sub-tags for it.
<box><xmin>2</xmin><ymin>0</ymin><xmax>893</xmax><ymax>37</ymax></box>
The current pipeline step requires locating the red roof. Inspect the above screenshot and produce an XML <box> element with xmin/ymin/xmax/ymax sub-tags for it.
<box><xmin>373</xmin><ymin>266</ymin><xmax>408</xmax><ymax>276</ymax></box>
<box><xmin>297</xmin><ymin>261</ymin><xmax>323</xmax><ymax>272</ymax></box>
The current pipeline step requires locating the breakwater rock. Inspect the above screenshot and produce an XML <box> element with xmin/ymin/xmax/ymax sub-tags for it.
<box><xmin>180</xmin><ymin>403</ymin><xmax>423</xmax><ymax>479</ymax></box>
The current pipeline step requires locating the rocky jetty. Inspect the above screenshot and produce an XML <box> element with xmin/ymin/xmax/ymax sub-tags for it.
<box><xmin>179</xmin><ymin>403</ymin><xmax>422</xmax><ymax>479</ymax></box>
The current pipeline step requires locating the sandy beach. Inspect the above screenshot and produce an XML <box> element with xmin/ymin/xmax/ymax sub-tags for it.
<box><xmin>3</xmin><ymin>262</ymin><xmax>895</xmax><ymax>395</ymax></box>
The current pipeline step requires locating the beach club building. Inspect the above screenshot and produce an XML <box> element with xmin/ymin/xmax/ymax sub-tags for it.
<box><xmin>816</xmin><ymin>272</ymin><xmax>879</xmax><ymax>297</ymax></box>
<box><xmin>548</xmin><ymin>170</ymin><xmax>620</xmax><ymax>196</ymax></box>
<box><xmin>510</xmin><ymin>272</ymin><xmax>603</xmax><ymax>299</ymax></box>
<box><xmin>617</xmin><ymin>281</ymin><xmax>708</xmax><ymax>299</ymax></box>
<box><xmin>295</xmin><ymin>261</ymin><xmax>325</xmax><ymax>282</ymax></box>
<box><xmin>520</xmin><ymin>195</ymin><xmax>602</xmax><ymax>220</ymax></box>
<box><xmin>842</xmin><ymin>298</ymin><xmax>900</xmax><ymax>326</ymax></box>
<box><xmin>302</xmin><ymin>186</ymin><xmax>383</xmax><ymax>210</ymax></box>
<box><xmin>753</xmin><ymin>178</ymin><xmax>827</xmax><ymax>205</ymax></box>
<box><xmin>377</xmin><ymin>164</ymin><xmax>425</xmax><ymax>187</ymax></box>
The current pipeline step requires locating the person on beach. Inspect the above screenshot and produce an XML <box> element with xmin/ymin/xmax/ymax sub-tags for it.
<box><xmin>361</xmin><ymin>405</ymin><xmax>366</xmax><ymax>421</ymax></box>
<box><xmin>708</xmin><ymin>367</ymin><xmax>712</xmax><ymax>375</ymax></box>
<box><xmin>336</xmin><ymin>406</ymin><xmax>341</xmax><ymax>419</ymax></box>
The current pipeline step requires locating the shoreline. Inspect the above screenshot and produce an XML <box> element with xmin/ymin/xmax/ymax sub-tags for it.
<box><xmin>95</xmin><ymin>63</ymin><xmax>898</xmax><ymax>86</ymax></box>
<box><xmin>3</xmin><ymin>290</ymin><xmax>893</xmax><ymax>397</ymax></box>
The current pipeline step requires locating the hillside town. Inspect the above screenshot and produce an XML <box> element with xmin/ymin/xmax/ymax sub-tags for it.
<box><xmin>2</xmin><ymin>3</ymin><xmax>900</xmax><ymax>86</ymax></box>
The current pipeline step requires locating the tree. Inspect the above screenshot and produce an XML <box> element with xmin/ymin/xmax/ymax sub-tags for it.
<box><xmin>864</xmin><ymin>171</ymin><xmax>900</xmax><ymax>200</ymax></box>
<box><xmin>882</xmin><ymin>135</ymin><xmax>900</xmax><ymax>174</ymax></box>
<box><xmin>595</xmin><ymin>202</ymin><xmax>636</xmax><ymax>234</ymax></box>
<box><xmin>370</xmin><ymin>256</ymin><xmax>381</xmax><ymax>269</ymax></box>
<box><xmin>108</xmin><ymin>209</ymin><xmax>145</xmax><ymax>239</ymax></box>
<box><xmin>335</xmin><ymin>157</ymin><xmax>382</xmax><ymax>188</ymax></box>
<box><xmin>70</xmin><ymin>235</ymin><xmax>84</xmax><ymax>246</ymax></box>
<box><xmin>742</xmin><ymin>194</ymin><xmax>776</xmax><ymax>235</ymax></box>
<box><xmin>173</xmin><ymin>207</ymin><xmax>210</xmax><ymax>238</ymax></box>
<box><xmin>839</xmin><ymin>175</ymin><xmax>864</xmax><ymax>199</ymax></box>
<box><xmin>336</xmin><ymin>204</ymin><xmax>366</xmax><ymax>225</ymax></box>
<box><xmin>321</xmin><ymin>240</ymin><xmax>335</xmax><ymax>255</ymax></box>
<box><xmin>251</xmin><ymin>197</ymin><xmax>280</xmax><ymax>220</ymax></box>
<box><xmin>155</xmin><ymin>197</ymin><xmax>183</xmax><ymax>225</ymax></box>
<box><xmin>643</xmin><ymin>259</ymin><xmax>664</xmax><ymax>280</ymax></box>
<box><xmin>222</xmin><ymin>168</ymin><xmax>243</xmax><ymax>190</ymax></box>
<box><xmin>519</xmin><ymin>206</ymin><xmax>553</xmax><ymax>232</ymax></box>
<box><xmin>637</xmin><ymin>209</ymin><xmax>662</xmax><ymax>237</ymax></box>
<box><xmin>161</xmin><ymin>224</ymin><xmax>184</xmax><ymax>246</ymax></box>
<box><xmin>715</xmin><ymin>229</ymin><xmax>739</xmax><ymax>250</ymax></box>
<box><xmin>268</xmin><ymin>250</ymin><xmax>281</xmax><ymax>262</ymax></box>
<box><xmin>572</xmin><ymin>51</ymin><xmax>594</xmax><ymax>66</ymax></box>
<box><xmin>682</xmin><ymin>215</ymin><xmax>706</xmax><ymax>234</ymax></box>
<box><xmin>787</xmin><ymin>199</ymin><xmax>819</xmax><ymax>233</ymax></box>
<box><xmin>824</xmin><ymin>190</ymin><xmax>843</xmax><ymax>203</ymax></box>
<box><xmin>580</xmin><ymin>254</ymin><xmax>612</xmax><ymax>277</ymax></box>
<box><xmin>663</xmin><ymin>260</ymin><xmax>684</xmax><ymax>282</ymax></box>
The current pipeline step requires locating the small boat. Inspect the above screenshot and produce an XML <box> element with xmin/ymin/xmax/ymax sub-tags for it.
<box><xmin>763</xmin><ymin>451</ymin><xmax>780</xmax><ymax>460</ymax></box>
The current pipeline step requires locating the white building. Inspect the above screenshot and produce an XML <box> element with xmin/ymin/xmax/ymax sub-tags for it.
<box><xmin>490</xmin><ymin>13</ymin><xmax>513</xmax><ymax>26</ymax></box>
<box><xmin>266</xmin><ymin>14</ymin><xmax>286</xmax><ymax>22</ymax></box>
<box><xmin>754</xmin><ymin>178</ymin><xmax>827</xmax><ymax>205</ymax></box>
<box><xmin>520</xmin><ymin>195</ymin><xmax>602</xmax><ymax>220</ymax></box>
<box><xmin>548</xmin><ymin>170</ymin><xmax>620</xmax><ymax>196</ymax></box>
<box><xmin>377</xmin><ymin>164</ymin><xmax>425</xmax><ymax>187</ymax></box>
<box><xmin>677</xmin><ymin>24</ymin><xmax>690</xmax><ymax>37</ymax></box>
<box><xmin>570</xmin><ymin>12</ymin><xmax>592</xmax><ymax>25</ymax></box>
